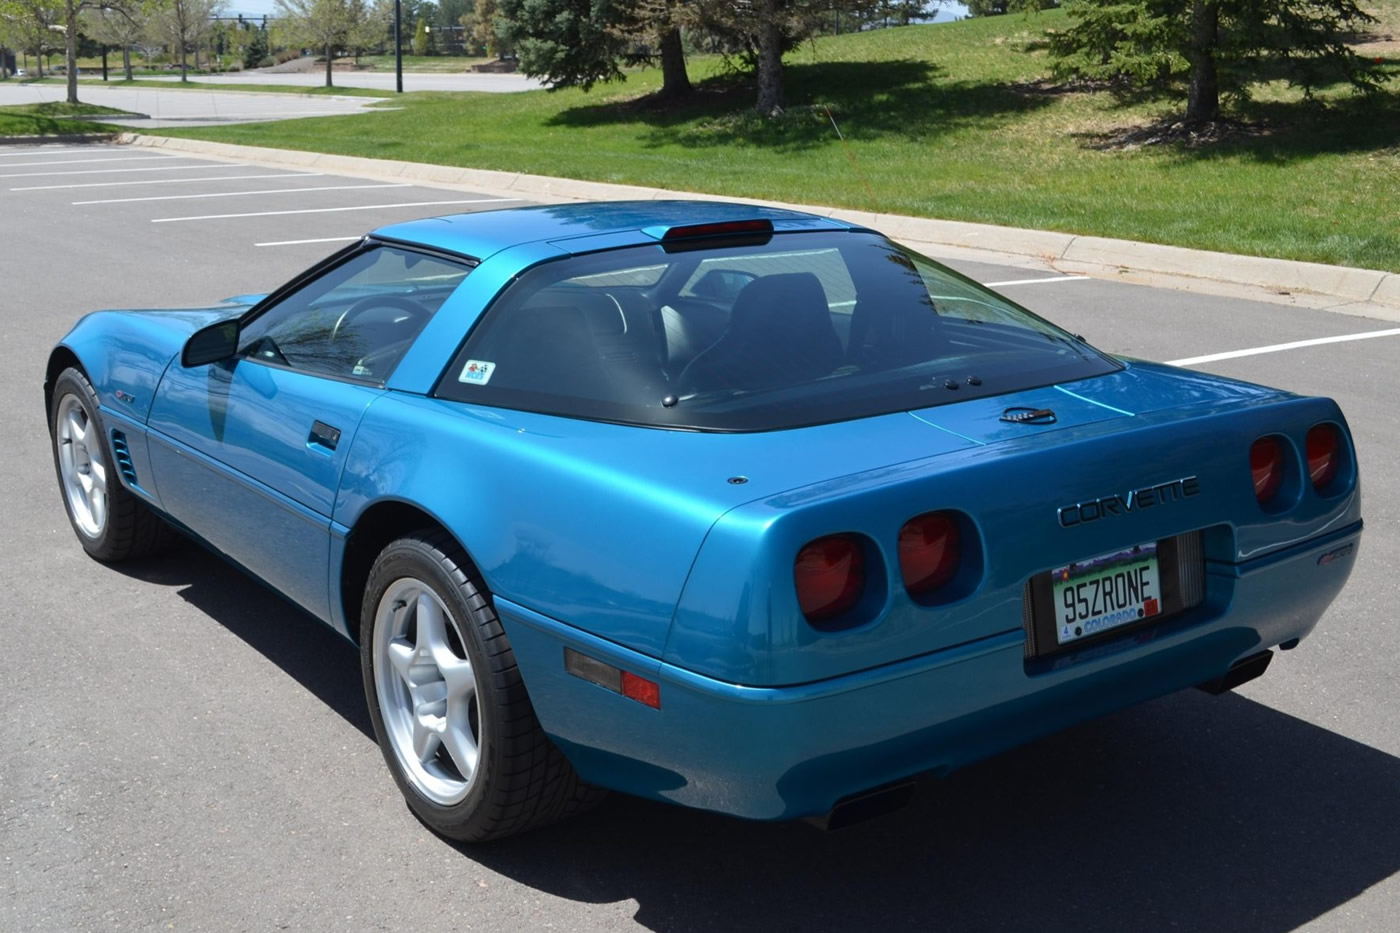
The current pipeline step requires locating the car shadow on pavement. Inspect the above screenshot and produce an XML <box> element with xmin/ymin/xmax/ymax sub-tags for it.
<box><xmin>118</xmin><ymin>546</ymin><xmax>1400</xmax><ymax>932</ymax></box>
<box><xmin>466</xmin><ymin>685</ymin><xmax>1400</xmax><ymax>933</ymax></box>
<box><xmin>116</xmin><ymin>543</ymin><xmax>374</xmax><ymax>740</ymax></box>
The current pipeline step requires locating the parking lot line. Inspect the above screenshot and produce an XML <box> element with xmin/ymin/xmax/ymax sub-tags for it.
<box><xmin>12</xmin><ymin>172</ymin><xmax>323</xmax><ymax>191</ymax></box>
<box><xmin>984</xmin><ymin>276</ymin><xmax>1090</xmax><ymax>287</ymax></box>
<box><xmin>1166</xmin><ymin>328</ymin><xmax>1400</xmax><ymax>366</ymax></box>
<box><xmin>0</xmin><ymin>164</ymin><xmax>250</xmax><ymax>180</ymax></box>
<box><xmin>0</xmin><ymin>147</ymin><xmax>98</xmax><ymax>157</ymax></box>
<box><xmin>0</xmin><ymin>155</ymin><xmax>176</xmax><ymax>168</ymax></box>
<box><xmin>255</xmin><ymin>236</ymin><xmax>362</xmax><ymax>247</ymax></box>
<box><xmin>73</xmin><ymin>183</ymin><xmax>413</xmax><ymax>205</ymax></box>
<box><xmin>151</xmin><ymin>198</ymin><xmax>523</xmax><ymax>223</ymax></box>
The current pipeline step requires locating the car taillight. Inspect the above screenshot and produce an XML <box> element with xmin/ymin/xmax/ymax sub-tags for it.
<box><xmin>1306</xmin><ymin>424</ymin><xmax>1341</xmax><ymax>489</ymax></box>
<box><xmin>794</xmin><ymin>534</ymin><xmax>864</xmax><ymax>623</ymax></box>
<box><xmin>1250</xmin><ymin>437</ymin><xmax>1284</xmax><ymax>504</ymax></box>
<box><xmin>899</xmin><ymin>511</ymin><xmax>961</xmax><ymax>596</ymax></box>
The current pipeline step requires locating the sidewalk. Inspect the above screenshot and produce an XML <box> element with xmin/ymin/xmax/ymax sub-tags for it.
<box><xmin>119</xmin><ymin>133</ymin><xmax>1400</xmax><ymax>322</ymax></box>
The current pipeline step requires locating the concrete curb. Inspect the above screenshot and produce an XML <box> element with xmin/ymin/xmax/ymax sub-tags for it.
<box><xmin>119</xmin><ymin>133</ymin><xmax>1400</xmax><ymax>312</ymax></box>
<box><xmin>1</xmin><ymin>133</ymin><xmax>118</xmax><ymax>145</ymax></box>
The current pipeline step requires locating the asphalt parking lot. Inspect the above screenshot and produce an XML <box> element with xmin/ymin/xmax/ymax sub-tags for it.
<box><xmin>2</xmin><ymin>141</ymin><xmax>1397</xmax><ymax>933</ymax></box>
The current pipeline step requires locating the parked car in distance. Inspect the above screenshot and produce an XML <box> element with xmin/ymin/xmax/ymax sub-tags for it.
<box><xmin>46</xmin><ymin>201</ymin><xmax>1363</xmax><ymax>841</ymax></box>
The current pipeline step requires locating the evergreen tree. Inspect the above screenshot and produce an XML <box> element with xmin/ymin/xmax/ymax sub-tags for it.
<box><xmin>1050</xmin><ymin>0</ymin><xmax>1381</xmax><ymax>121</ymax></box>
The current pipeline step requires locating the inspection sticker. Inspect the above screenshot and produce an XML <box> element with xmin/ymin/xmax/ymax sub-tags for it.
<box><xmin>459</xmin><ymin>360</ymin><xmax>496</xmax><ymax>385</ymax></box>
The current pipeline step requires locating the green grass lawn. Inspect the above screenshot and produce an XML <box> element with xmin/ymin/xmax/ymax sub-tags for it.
<box><xmin>0</xmin><ymin>101</ymin><xmax>125</xmax><ymax>136</ymax></box>
<box><xmin>147</xmin><ymin>9</ymin><xmax>1400</xmax><ymax>271</ymax></box>
<box><xmin>357</xmin><ymin>54</ymin><xmax>493</xmax><ymax>73</ymax></box>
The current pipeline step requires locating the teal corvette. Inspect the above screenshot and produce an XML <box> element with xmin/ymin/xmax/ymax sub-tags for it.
<box><xmin>46</xmin><ymin>201</ymin><xmax>1362</xmax><ymax>840</ymax></box>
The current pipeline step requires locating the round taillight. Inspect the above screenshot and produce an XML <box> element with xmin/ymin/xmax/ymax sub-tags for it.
<box><xmin>1250</xmin><ymin>437</ymin><xmax>1284</xmax><ymax>504</ymax></box>
<box><xmin>794</xmin><ymin>535</ymin><xmax>865</xmax><ymax>623</ymax></box>
<box><xmin>1306</xmin><ymin>424</ymin><xmax>1341</xmax><ymax>489</ymax></box>
<box><xmin>899</xmin><ymin>511</ymin><xmax>961</xmax><ymax>596</ymax></box>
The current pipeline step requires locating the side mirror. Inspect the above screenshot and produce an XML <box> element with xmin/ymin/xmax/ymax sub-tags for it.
<box><xmin>692</xmin><ymin>269</ymin><xmax>756</xmax><ymax>302</ymax></box>
<box><xmin>182</xmin><ymin>320</ymin><xmax>240</xmax><ymax>367</ymax></box>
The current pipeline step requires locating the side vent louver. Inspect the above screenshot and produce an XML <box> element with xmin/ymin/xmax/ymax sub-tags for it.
<box><xmin>110</xmin><ymin>431</ymin><xmax>138</xmax><ymax>487</ymax></box>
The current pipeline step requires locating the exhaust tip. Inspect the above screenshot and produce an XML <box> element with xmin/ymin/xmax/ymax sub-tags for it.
<box><xmin>806</xmin><ymin>780</ymin><xmax>917</xmax><ymax>831</ymax></box>
<box><xmin>1196</xmin><ymin>649</ymin><xmax>1273</xmax><ymax>696</ymax></box>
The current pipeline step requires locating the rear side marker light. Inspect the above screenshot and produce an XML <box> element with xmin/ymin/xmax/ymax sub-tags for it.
<box><xmin>564</xmin><ymin>648</ymin><xmax>661</xmax><ymax>709</ymax></box>
<box><xmin>1250</xmin><ymin>437</ymin><xmax>1284</xmax><ymax>504</ymax></box>
<box><xmin>795</xmin><ymin>534</ymin><xmax>865</xmax><ymax>624</ymax></box>
<box><xmin>1306</xmin><ymin>424</ymin><xmax>1341</xmax><ymax>489</ymax></box>
<box><xmin>899</xmin><ymin>511</ymin><xmax>961</xmax><ymax>596</ymax></box>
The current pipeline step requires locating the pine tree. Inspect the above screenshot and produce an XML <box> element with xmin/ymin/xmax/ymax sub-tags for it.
<box><xmin>1050</xmin><ymin>0</ymin><xmax>1381</xmax><ymax>121</ymax></box>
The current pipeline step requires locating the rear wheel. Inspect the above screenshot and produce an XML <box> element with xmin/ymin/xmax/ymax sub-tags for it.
<box><xmin>49</xmin><ymin>367</ymin><xmax>173</xmax><ymax>562</ymax></box>
<box><xmin>360</xmin><ymin>531</ymin><xmax>602</xmax><ymax>841</ymax></box>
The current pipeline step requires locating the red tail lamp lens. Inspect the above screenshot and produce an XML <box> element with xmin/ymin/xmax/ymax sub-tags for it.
<box><xmin>1306</xmin><ymin>424</ymin><xmax>1341</xmax><ymax>489</ymax></box>
<box><xmin>1250</xmin><ymin>437</ymin><xmax>1284</xmax><ymax>503</ymax></box>
<box><xmin>794</xmin><ymin>535</ymin><xmax>865</xmax><ymax>623</ymax></box>
<box><xmin>899</xmin><ymin>511</ymin><xmax>961</xmax><ymax>595</ymax></box>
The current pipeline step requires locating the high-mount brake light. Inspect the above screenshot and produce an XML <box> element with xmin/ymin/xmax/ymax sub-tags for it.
<box><xmin>899</xmin><ymin>511</ymin><xmax>961</xmax><ymax>596</ymax></box>
<box><xmin>1250</xmin><ymin>437</ymin><xmax>1285</xmax><ymax>504</ymax></box>
<box><xmin>1306</xmin><ymin>424</ymin><xmax>1342</xmax><ymax>489</ymax></box>
<box><xmin>794</xmin><ymin>534</ymin><xmax>865</xmax><ymax>624</ymax></box>
<box><xmin>661</xmin><ymin>219</ymin><xmax>774</xmax><ymax>241</ymax></box>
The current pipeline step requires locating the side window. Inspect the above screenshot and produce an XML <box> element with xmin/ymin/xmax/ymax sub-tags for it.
<box><xmin>238</xmin><ymin>246</ymin><xmax>471</xmax><ymax>382</ymax></box>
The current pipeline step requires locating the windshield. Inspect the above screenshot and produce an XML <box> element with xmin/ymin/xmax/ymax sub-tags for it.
<box><xmin>436</xmin><ymin>230</ymin><xmax>1119</xmax><ymax>431</ymax></box>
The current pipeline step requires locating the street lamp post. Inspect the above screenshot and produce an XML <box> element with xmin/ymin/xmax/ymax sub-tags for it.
<box><xmin>394</xmin><ymin>0</ymin><xmax>402</xmax><ymax>93</ymax></box>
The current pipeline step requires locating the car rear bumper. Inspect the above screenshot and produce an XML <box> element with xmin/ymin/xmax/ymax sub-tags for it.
<box><xmin>499</xmin><ymin>521</ymin><xmax>1361</xmax><ymax>821</ymax></box>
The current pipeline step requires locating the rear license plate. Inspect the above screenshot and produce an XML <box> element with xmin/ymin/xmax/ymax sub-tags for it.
<box><xmin>1051</xmin><ymin>542</ymin><xmax>1162</xmax><ymax>647</ymax></box>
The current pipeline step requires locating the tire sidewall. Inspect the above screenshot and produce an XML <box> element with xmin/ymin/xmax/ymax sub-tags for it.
<box><xmin>49</xmin><ymin>368</ymin><xmax>119</xmax><ymax>558</ymax></box>
<box><xmin>360</xmin><ymin>537</ymin><xmax>500</xmax><ymax>831</ymax></box>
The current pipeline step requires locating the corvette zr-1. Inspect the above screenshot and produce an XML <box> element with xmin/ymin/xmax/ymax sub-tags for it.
<box><xmin>46</xmin><ymin>201</ymin><xmax>1362</xmax><ymax>841</ymax></box>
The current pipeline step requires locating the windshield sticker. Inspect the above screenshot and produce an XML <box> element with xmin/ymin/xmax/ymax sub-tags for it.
<box><xmin>459</xmin><ymin>360</ymin><xmax>496</xmax><ymax>385</ymax></box>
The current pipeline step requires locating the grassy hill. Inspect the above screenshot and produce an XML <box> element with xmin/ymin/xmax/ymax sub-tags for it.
<box><xmin>154</xmin><ymin>7</ymin><xmax>1400</xmax><ymax>271</ymax></box>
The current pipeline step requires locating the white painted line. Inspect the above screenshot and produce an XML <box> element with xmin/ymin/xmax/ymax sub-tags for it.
<box><xmin>256</xmin><ymin>236</ymin><xmax>363</xmax><ymax>247</ymax></box>
<box><xmin>12</xmin><ymin>172</ymin><xmax>323</xmax><ymax>191</ymax></box>
<box><xmin>0</xmin><ymin>155</ymin><xmax>175</xmax><ymax>168</ymax></box>
<box><xmin>151</xmin><ymin>198</ymin><xmax>522</xmax><ymax>223</ymax></box>
<box><xmin>0</xmin><ymin>164</ymin><xmax>244</xmax><ymax>180</ymax></box>
<box><xmin>73</xmin><ymin>183</ymin><xmax>413</xmax><ymax>205</ymax></box>
<box><xmin>1166</xmin><ymin>328</ymin><xmax>1400</xmax><ymax>366</ymax></box>
<box><xmin>983</xmin><ymin>276</ymin><xmax>1089</xmax><ymax>287</ymax></box>
<box><xmin>0</xmin><ymin>147</ymin><xmax>98</xmax><ymax>157</ymax></box>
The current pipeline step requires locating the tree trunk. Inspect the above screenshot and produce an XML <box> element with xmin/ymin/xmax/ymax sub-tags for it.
<box><xmin>755</xmin><ymin>1</ymin><xmax>784</xmax><ymax>116</ymax></box>
<box><xmin>65</xmin><ymin>0</ymin><xmax>79</xmax><ymax>104</ymax></box>
<box><xmin>1186</xmin><ymin>0</ymin><xmax>1219</xmax><ymax>122</ymax></box>
<box><xmin>658</xmin><ymin>27</ymin><xmax>690</xmax><ymax>99</ymax></box>
<box><xmin>325</xmin><ymin>41</ymin><xmax>334</xmax><ymax>87</ymax></box>
<box><xmin>180</xmin><ymin>44</ymin><xmax>188</xmax><ymax>82</ymax></box>
<box><xmin>123</xmin><ymin>46</ymin><xmax>132</xmax><ymax>82</ymax></box>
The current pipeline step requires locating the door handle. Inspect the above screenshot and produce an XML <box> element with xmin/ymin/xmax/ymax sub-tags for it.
<box><xmin>308</xmin><ymin>420</ymin><xmax>342</xmax><ymax>451</ymax></box>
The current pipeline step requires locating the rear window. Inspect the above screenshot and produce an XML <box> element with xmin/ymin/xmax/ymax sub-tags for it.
<box><xmin>436</xmin><ymin>231</ymin><xmax>1119</xmax><ymax>431</ymax></box>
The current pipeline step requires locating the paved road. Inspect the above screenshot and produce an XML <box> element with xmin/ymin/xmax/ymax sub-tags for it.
<box><xmin>2</xmin><ymin>142</ymin><xmax>1397</xmax><ymax>933</ymax></box>
<box><xmin>104</xmin><ymin>70</ymin><xmax>544</xmax><ymax>93</ymax></box>
<box><xmin>0</xmin><ymin>83</ymin><xmax>381</xmax><ymax>128</ymax></box>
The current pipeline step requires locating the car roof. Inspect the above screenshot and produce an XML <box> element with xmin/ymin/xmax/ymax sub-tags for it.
<box><xmin>370</xmin><ymin>199</ymin><xmax>858</xmax><ymax>261</ymax></box>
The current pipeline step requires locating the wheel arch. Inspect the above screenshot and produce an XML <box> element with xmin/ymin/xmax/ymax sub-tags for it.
<box><xmin>339</xmin><ymin>499</ymin><xmax>486</xmax><ymax>645</ymax></box>
<box><xmin>45</xmin><ymin>346</ymin><xmax>87</xmax><ymax>424</ymax></box>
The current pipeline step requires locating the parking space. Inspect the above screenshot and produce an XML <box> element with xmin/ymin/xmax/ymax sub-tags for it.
<box><xmin>3</xmin><ymin>140</ymin><xmax>1399</xmax><ymax>933</ymax></box>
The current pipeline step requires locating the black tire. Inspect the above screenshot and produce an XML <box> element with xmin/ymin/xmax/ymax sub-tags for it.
<box><xmin>49</xmin><ymin>367</ymin><xmax>174</xmax><ymax>562</ymax></box>
<box><xmin>360</xmin><ymin>530</ymin><xmax>603</xmax><ymax>842</ymax></box>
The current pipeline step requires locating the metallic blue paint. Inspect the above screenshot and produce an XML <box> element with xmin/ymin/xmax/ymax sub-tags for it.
<box><xmin>46</xmin><ymin>201</ymin><xmax>1365</xmax><ymax>823</ymax></box>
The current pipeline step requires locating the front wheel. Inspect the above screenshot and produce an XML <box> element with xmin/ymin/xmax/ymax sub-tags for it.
<box><xmin>49</xmin><ymin>367</ymin><xmax>173</xmax><ymax>562</ymax></box>
<box><xmin>360</xmin><ymin>531</ymin><xmax>601</xmax><ymax>841</ymax></box>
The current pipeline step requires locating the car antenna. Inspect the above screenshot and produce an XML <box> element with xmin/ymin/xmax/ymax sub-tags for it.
<box><xmin>824</xmin><ymin>105</ymin><xmax>876</xmax><ymax>204</ymax></box>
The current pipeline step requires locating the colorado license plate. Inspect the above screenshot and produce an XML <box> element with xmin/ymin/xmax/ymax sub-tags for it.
<box><xmin>1052</xmin><ymin>542</ymin><xmax>1161</xmax><ymax>646</ymax></box>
